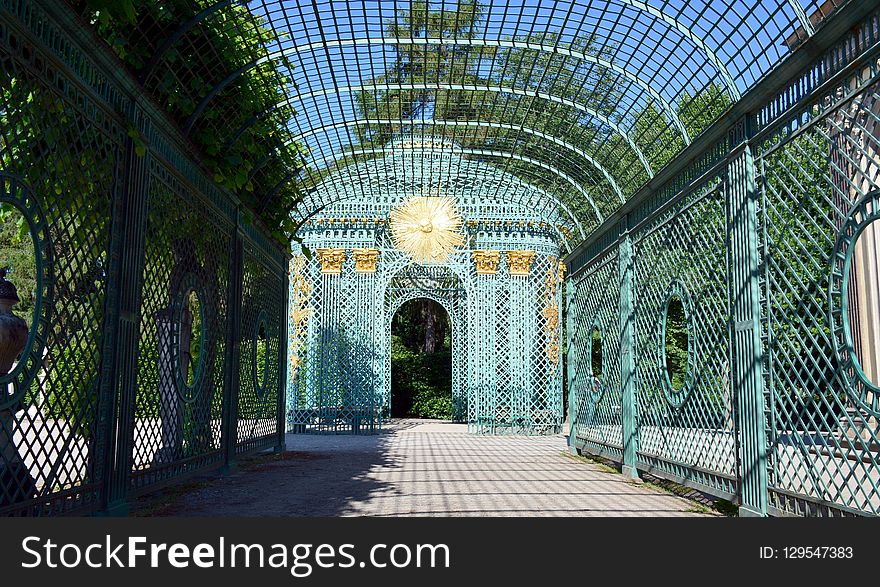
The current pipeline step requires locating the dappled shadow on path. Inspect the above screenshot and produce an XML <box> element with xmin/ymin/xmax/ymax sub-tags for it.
<box><xmin>133</xmin><ymin>419</ymin><xmax>711</xmax><ymax>517</ymax></box>
<box><xmin>132</xmin><ymin>424</ymin><xmax>406</xmax><ymax>517</ymax></box>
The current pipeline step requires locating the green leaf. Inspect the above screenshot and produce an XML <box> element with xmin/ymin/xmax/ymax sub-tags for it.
<box><xmin>86</xmin><ymin>0</ymin><xmax>137</xmax><ymax>24</ymax></box>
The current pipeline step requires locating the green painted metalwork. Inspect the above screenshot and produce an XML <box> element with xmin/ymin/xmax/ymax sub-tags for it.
<box><xmin>0</xmin><ymin>0</ymin><xmax>288</xmax><ymax>516</ymax></box>
<box><xmin>0</xmin><ymin>175</ymin><xmax>51</xmax><ymax>404</ymax></box>
<box><xmin>117</xmin><ymin>0</ymin><xmax>835</xmax><ymax>223</ymax></box>
<box><xmin>618</xmin><ymin>233</ymin><xmax>638</xmax><ymax>479</ymax></box>
<box><xmin>237</xmin><ymin>36</ymin><xmax>692</xmax><ymax>148</ymax></box>
<box><xmin>286</xmin><ymin>137</ymin><xmax>564</xmax><ymax>434</ymax></box>
<box><xmin>568</xmin><ymin>2</ymin><xmax>880</xmax><ymax>517</ymax></box>
<box><xmin>3</xmin><ymin>0</ymin><xmax>880</xmax><ymax>518</ymax></box>
<box><xmin>727</xmin><ymin>134</ymin><xmax>768</xmax><ymax>516</ymax></box>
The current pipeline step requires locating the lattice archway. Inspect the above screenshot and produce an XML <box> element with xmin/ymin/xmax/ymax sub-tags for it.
<box><xmin>385</xmin><ymin>285</ymin><xmax>465</xmax><ymax>422</ymax></box>
<box><xmin>286</xmin><ymin>142</ymin><xmax>566</xmax><ymax>434</ymax></box>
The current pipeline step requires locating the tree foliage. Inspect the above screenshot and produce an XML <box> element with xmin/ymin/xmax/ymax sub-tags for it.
<box><xmin>390</xmin><ymin>299</ymin><xmax>452</xmax><ymax>419</ymax></box>
<box><xmin>664</xmin><ymin>295</ymin><xmax>688</xmax><ymax>391</ymax></box>
<box><xmin>76</xmin><ymin>0</ymin><xmax>306</xmax><ymax>241</ymax></box>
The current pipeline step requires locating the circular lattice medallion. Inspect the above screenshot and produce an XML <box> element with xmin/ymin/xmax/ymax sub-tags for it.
<box><xmin>829</xmin><ymin>191</ymin><xmax>880</xmax><ymax>417</ymax></box>
<box><xmin>0</xmin><ymin>174</ymin><xmax>53</xmax><ymax>411</ymax></box>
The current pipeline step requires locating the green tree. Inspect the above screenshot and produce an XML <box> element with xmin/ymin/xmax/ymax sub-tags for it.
<box><xmin>0</xmin><ymin>206</ymin><xmax>36</xmax><ymax>326</ymax></box>
<box><xmin>76</xmin><ymin>0</ymin><xmax>306</xmax><ymax>240</ymax></box>
<box><xmin>390</xmin><ymin>299</ymin><xmax>453</xmax><ymax>419</ymax></box>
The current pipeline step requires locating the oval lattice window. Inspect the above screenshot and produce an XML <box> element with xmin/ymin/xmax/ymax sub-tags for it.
<box><xmin>256</xmin><ymin>319</ymin><xmax>269</xmax><ymax>393</ymax></box>
<box><xmin>664</xmin><ymin>294</ymin><xmax>688</xmax><ymax>392</ymax></box>
<box><xmin>182</xmin><ymin>288</ymin><xmax>203</xmax><ymax>388</ymax></box>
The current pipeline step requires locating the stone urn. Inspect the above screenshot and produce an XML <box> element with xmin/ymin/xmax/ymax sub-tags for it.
<box><xmin>0</xmin><ymin>268</ymin><xmax>28</xmax><ymax>375</ymax></box>
<box><xmin>0</xmin><ymin>268</ymin><xmax>36</xmax><ymax>509</ymax></box>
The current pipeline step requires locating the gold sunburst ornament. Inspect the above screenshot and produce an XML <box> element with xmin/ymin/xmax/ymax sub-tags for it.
<box><xmin>389</xmin><ymin>196</ymin><xmax>464</xmax><ymax>263</ymax></box>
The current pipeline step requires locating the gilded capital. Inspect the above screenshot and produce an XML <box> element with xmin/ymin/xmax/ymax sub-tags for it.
<box><xmin>316</xmin><ymin>248</ymin><xmax>346</xmax><ymax>274</ymax></box>
<box><xmin>506</xmin><ymin>250</ymin><xmax>536</xmax><ymax>276</ymax></box>
<box><xmin>353</xmin><ymin>248</ymin><xmax>380</xmax><ymax>273</ymax></box>
<box><xmin>473</xmin><ymin>250</ymin><xmax>500</xmax><ymax>275</ymax></box>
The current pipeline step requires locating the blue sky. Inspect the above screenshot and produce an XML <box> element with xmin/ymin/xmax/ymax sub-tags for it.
<box><xmin>246</xmin><ymin>0</ymin><xmax>830</xmax><ymax>170</ymax></box>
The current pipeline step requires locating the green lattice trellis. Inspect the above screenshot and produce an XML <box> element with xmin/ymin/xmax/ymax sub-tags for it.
<box><xmin>3</xmin><ymin>0</ymin><xmax>880</xmax><ymax>519</ymax></box>
<box><xmin>286</xmin><ymin>138</ymin><xmax>565</xmax><ymax>435</ymax></box>
<box><xmin>568</xmin><ymin>8</ymin><xmax>880</xmax><ymax>517</ymax></box>
<box><xmin>0</xmin><ymin>0</ymin><xmax>288</xmax><ymax>516</ymax></box>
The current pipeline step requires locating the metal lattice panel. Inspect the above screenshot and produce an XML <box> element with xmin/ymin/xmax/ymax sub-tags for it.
<box><xmin>568</xmin><ymin>249</ymin><xmax>623</xmax><ymax>460</ymax></box>
<box><xmin>632</xmin><ymin>180</ymin><xmax>736</xmax><ymax>496</ymax></box>
<box><xmin>130</xmin><ymin>157</ymin><xmax>232</xmax><ymax>489</ymax></box>
<box><xmin>236</xmin><ymin>237</ymin><xmax>286</xmax><ymax>454</ymax></box>
<box><xmin>0</xmin><ymin>11</ymin><xmax>122</xmax><ymax>512</ymax></box>
<box><xmin>566</xmin><ymin>6</ymin><xmax>880</xmax><ymax>517</ymax></box>
<box><xmin>287</xmin><ymin>185</ymin><xmax>564</xmax><ymax>435</ymax></box>
<box><xmin>757</xmin><ymin>68</ymin><xmax>880</xmax><ymax>515</ymax></box>
<box><xmin>0</xmin><ymin>1</ymin><xmax>289</xmax><ymax>516</ymax></box>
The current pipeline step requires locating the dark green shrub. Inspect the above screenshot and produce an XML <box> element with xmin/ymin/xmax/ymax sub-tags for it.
<box><xmin>390</xmin><ymin>335</ymin><xmax>452</xmax><ymax>419</ymax></box>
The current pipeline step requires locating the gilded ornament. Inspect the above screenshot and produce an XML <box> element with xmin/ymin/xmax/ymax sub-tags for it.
<box><xmin>507</xmin><ymin>250</ymin><xmax>536</xmax><ymax>276</ymax></box>
<box><xmin>353</xmin><ymin>249</ymin><xmax>380</xmax><ymax>273</ymax></box>
<box><xmin>473</xmin><ymin>250</ymin><xmax>500</xmax><ymax>275</ymax></box>
<box><xmin>316</xmin><ymin>248</ymin><xmax>346</xmax><ymax>274</ymax></box>
<box><xmin>389</xmin><ymin>196</ymin><xmax>464</xmax><ymax>263</ymax></box>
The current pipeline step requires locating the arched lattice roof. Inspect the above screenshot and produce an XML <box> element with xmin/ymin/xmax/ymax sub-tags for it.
<box><xmin>301</xmin><ymin>135</ymin><xmax>585</xmax><ymax>239</ymax></box>
<box><xmin>117</xmin><ymin>0</ymin><xmax>848</xmax><ymax>242</ymax></box>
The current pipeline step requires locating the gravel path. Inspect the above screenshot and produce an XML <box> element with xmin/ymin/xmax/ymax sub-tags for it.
<box><xmin>140</xmin><ymin>419</ymin><xmax>710</xmax><ymax>517</ymax></box>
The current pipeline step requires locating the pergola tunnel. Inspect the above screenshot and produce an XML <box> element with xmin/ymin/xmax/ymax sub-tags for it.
<box><xmin>0</xmin><ymin>0</ymin><xmax>879</xmax><ymax>518</ymax></box>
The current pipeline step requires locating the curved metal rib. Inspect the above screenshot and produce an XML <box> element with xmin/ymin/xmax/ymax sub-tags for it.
<box><xmin>615</xmin><ymin>0</ymin><xmax>741</xmax><ymax>100</ymax></box>
<box><xmin>139</xmin><ymin>0</ymin><xmax>252</xmax><ymax>84</ymax></box>
<box><xmin>296</xmin><ymin>145</ymin><xmax>597</xmax><ymax>239</ymax></box>
<box><xmin>786</xmin><ymin>0</ymin><xmax>816</xmax><ymax>37</ymax></box>
<box><xmin>270</xmin><ymin>117</ymin><xmax>625</xmax><ymax>203</ymax></box>
<box><xmin>182</xmin><ymin>57</ymin><xmax>271</xmax><ymax>136</ymax></box>
<box><xmin>275</xmin><ymin>81</ymin><xmax>654</xmax><ymax>177</ymax></box>
<box><xmin>263</xmin><ymin>36</ymin><xmax>692</xmax><ymax>145</ymax></box>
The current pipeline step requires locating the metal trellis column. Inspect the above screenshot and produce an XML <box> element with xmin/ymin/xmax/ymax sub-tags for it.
<box><xmin>221</xmin><ymin>218</ymin><xmax>244</xmax><ymax>471</ymax></box>
<box><xmin>277</xmin><ymin>262</ymin><xmax>290</xmax><ymax>451</ymax></box>
<box><xmin>619</xmin><ymin>228</ymin><xmax>639</xmax><ymax>480</ymax></box>
<box><xmin>727</xmin><ymin>122</ymin><xmax>768</xmax><ymax>517</ymax></box>
<box><xmin>566</xmin><ymin>278</ymin><xmax>578</xmax><ymax>454</ymax></box>
<box><xmin>473</xmin><ymin>263</ymin><xmax>499</xmax><ymax>434</ymax></box>
<box><xmin>100</xmin><ymin>104</ymin><xmax>153</xmax><ymax>516</ymax></box>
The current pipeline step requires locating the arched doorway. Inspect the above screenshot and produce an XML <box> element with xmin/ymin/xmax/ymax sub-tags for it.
<box><xmin>381</xmin><ymin>263</ymin><xmax>468</xmax><ymax>424</ymax></box>
<box><xmin>389</xmin><ymin>298</ymin><xmax>452</xmax><ymax>420</ymax></box>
